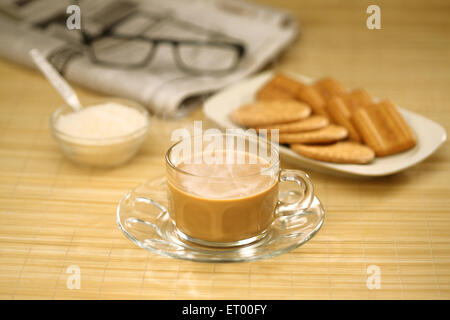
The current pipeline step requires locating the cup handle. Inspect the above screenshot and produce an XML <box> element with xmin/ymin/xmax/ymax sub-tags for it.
<box><xmin>119</xmin><ymin>193</ymin><xmax>189</xmax><ymax>252</ymax></box>
<box><xmin>275</xmin><ymin>169</ymin><xmax>314</xmax><ymax>217</ymax></box>
<box><xmin>123</xmin><ymin>194</ymin><xmax>168</xmax><ymax>238</ymax></box>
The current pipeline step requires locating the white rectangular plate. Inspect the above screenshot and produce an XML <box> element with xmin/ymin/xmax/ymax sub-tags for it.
<box><xmin>203</xmin><ymin>71</ymin><xmax>447</xmax><ymax>177</ymax></box>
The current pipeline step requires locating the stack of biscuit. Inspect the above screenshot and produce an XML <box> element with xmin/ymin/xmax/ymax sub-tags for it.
<box><xmin>230</xmin><ymin>73</ymin><xmax>416</xmax><ymax>164</ymax></box>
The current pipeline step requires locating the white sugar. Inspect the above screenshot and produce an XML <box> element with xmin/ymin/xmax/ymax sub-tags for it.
<box><xmin>56</xmin><ymin>102</ymin><xmax>147</xmax><ymax>140</ymax></box>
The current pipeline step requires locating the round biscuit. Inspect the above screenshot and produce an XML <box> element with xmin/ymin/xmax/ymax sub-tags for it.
<box><xmin>255</xmin><ymin>115</ymin><xmax>329</xmax><ymax>133</ymax></box>
<box><xmin>230</xmin><ymin>100</ymin><xmax>311</xmax><ymax>127</ymax></box>
<box><xmin>290</xmin><ymin>141</ymin><xmax>375</xmax><ymax>164</ymax></box>
<box><xmin>277</xmin><ymin>124</ymin><xmax>348</xmax><ymax>144</ymax></box>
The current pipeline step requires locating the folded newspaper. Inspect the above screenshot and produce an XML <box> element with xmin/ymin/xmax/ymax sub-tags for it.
<box><xmin>0</xmin><ymin>0</ymin><xmax>297</xmax><ymax>116</ymax></box>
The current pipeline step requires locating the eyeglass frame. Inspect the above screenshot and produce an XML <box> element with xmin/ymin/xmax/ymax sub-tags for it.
<box><xmin>78</xmin><ymin>12</ymin><xmax>246</xmax><ymax>75</ymax></box>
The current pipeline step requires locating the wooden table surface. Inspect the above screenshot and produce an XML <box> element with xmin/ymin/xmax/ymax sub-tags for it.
<box><xmin>1</xmin><ymin>0</ymin><xmax>449</xmax><ymax>299</ymax></box>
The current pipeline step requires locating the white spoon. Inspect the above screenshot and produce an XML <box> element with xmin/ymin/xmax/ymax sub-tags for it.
<box><xmin>29</xmin><ymin>48</ymin><xmax>83</xmax><ymax>112</ymax></box>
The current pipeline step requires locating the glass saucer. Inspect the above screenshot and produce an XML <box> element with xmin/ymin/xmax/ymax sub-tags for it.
<box><xmin>116</xmin><ymin>177</ymin><xmax>325</xmax><ymax>263</ymax></box>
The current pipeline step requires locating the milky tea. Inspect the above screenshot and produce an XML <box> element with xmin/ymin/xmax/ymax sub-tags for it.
<box><xmin>166</xmin><ymin>134</ymin><xmax>279</xmax><ymax>245</ymax></box>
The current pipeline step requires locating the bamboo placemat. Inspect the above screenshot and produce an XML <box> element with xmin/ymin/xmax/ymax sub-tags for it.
<box><xmin>1</xmin><ymin>0</ymin><xmax>449</xmax><ymax>299</ymax></box>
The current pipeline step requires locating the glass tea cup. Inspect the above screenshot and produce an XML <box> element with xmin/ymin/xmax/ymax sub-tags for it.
<box><xmin>165</xmin><ymin>132</ymin><xmax>314</xmax><ymax>247</ymax></box>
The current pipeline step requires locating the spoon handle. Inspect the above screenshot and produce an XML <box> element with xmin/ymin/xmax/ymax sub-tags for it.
<box><xmin>29</xmin><ymin>49</ymin><xmax>83</xmax><ymax>112</ymax></box>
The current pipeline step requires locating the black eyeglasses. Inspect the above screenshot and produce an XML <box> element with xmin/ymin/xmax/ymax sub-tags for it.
<box><xmin>82</xmin><ymin>33</ymin><xmax>245</xmax><ymax>75</ymax></box>
<box><xmin>79</xmin><ymin>11</ymin><xmax>246</xmax><ymax>75</ymax></box>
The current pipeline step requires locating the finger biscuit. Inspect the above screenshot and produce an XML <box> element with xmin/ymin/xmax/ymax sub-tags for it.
<box><xmin>256</xmin><ymin>85</ymin><xmax>294</xmax><ymax>101</ymax></box>
<box><xmin>277</xmin><ymin>124</ymin><xmax>348</xmax><ymax>144</ymax></box>
<box><xmin>291</xmin><ymin>142</ymin><xmax>375</xmax><ymax>164</ymax></box>
<box><xmin>326</xmin><ymin>96</ymin><xmax>361</xmax><ymax>142</ymax></box>
<box><xmin>230</xmin><ymin>100</ymin><xmax>311</xmax><ymax>127</ymax></box>
<box><xmin>344</xmin><ymin>89</ymin><xmax>373</xmax><ymax>112</ymax></box>
<box><xmin>265</xmin><ymin>73</ymin><xmax>328</xmax><ymax>116</ymax></box>
<box><xmin>255</xmin><ymin>115</ymin><xmax>329</xmax><ymax>133</ymax></box>
<box><xmin>352</xmin><ymin>100</ymin><xmax>416</xmax><ymax>156</ymax></box>
<box><xmin>268</xmin><ymin>73</ymin><xmax>304</xmax><ymax>96</ymax></box>
<box><xmin>314</xmin><ymin>77</ymin><xmax>347</xmax><ymax>101</ymax></box>
<box><xmin>296</xmin><ymin>86</ymin><xmax>328</xmax><ymax>117</ymax></box>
